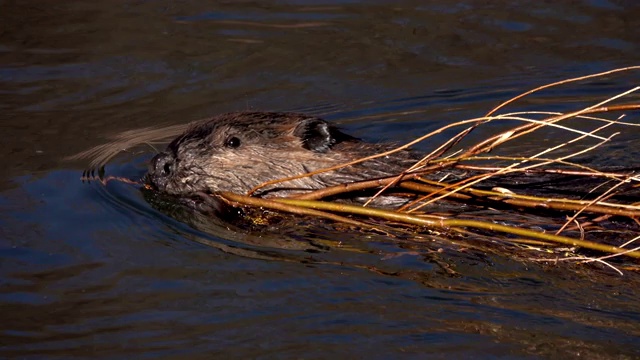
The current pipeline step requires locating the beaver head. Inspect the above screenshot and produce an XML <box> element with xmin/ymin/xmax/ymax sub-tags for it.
<box><xmin>146</xmin><ymin>112</ymin><xmax>417</xmax><ymax>206</ymax></box>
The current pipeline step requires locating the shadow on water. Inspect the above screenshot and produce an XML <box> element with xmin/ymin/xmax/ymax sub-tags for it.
<box><xmin>2</xmin><ymin>1</ymin><xmax>640</xmax><ymax>358</ymax></box>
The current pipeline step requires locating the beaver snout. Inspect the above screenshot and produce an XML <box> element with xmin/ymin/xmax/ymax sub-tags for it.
<box><xmin>147</xmin><ymin>152</ymin><xmax>175</xmax><ymax>191</ymax></box>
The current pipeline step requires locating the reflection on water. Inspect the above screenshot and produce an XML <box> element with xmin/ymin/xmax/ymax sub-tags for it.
<box><xmin>2</xmin><ymin>1</ymin><xmax>640</xmax><ymax>358</ymax></box>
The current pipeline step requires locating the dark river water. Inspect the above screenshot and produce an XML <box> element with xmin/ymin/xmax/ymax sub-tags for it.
<box><xmin>2</xmin><ymin>1</ymin><xmax>640</xmax><ymax>358</ymax></box>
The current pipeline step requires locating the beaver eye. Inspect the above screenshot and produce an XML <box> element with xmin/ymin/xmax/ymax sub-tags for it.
<box><xmin>225</xmin><ymin>136</ymin><xmax>241</xmax><ymax>148</ymax></box>
<box><xmin>163</xmin><ymin>163</ymin><xmax>171</xmax><ymax>175</ymax></box>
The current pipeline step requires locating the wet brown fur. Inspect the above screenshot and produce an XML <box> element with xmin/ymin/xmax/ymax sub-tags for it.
<box><xmin>147</xmin><ymin>112</ymin><xmax>418</xmax><ymax>205</ymax></box>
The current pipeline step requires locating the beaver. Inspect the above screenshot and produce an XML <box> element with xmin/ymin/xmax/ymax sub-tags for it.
<box><xmin>146</xmin><ymin>111</ymin><xmax>420</xmax><ymax>211</ymax></box>
<box><xmin>145</xmin><ymin>111</ymin><xmax>634</xmax><ymax>220</ymax></box>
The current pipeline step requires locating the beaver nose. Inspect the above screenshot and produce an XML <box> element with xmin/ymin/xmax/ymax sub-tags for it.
<box><xmin>148</xmin><ymin>152</ymin><xmax>174</xmax><ymax>190</ymax></box>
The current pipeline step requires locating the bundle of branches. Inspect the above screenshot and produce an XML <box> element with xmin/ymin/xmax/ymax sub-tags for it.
<box><xmin>218</xmin><ymin>67</ymin><xmax>640</xmax><ymax>270</ymax></box>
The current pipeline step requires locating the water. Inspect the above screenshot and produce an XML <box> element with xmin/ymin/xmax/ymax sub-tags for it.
<box><xmin>2</xmin><ymin>1</ymin><xmax>640</xmax><ymax>358</ymax></box>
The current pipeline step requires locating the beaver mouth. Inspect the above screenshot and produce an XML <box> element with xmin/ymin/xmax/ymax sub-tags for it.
<box><xmin>143</xmin><ymin>176</ymin><xmax>242</xmax><ymax>219</ymax></box>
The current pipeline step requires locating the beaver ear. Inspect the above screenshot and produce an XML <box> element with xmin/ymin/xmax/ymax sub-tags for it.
<box><xmin>293</xmin><ymin>118</ymin><xmax>337</xmax><ymax>153</ymax></box>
